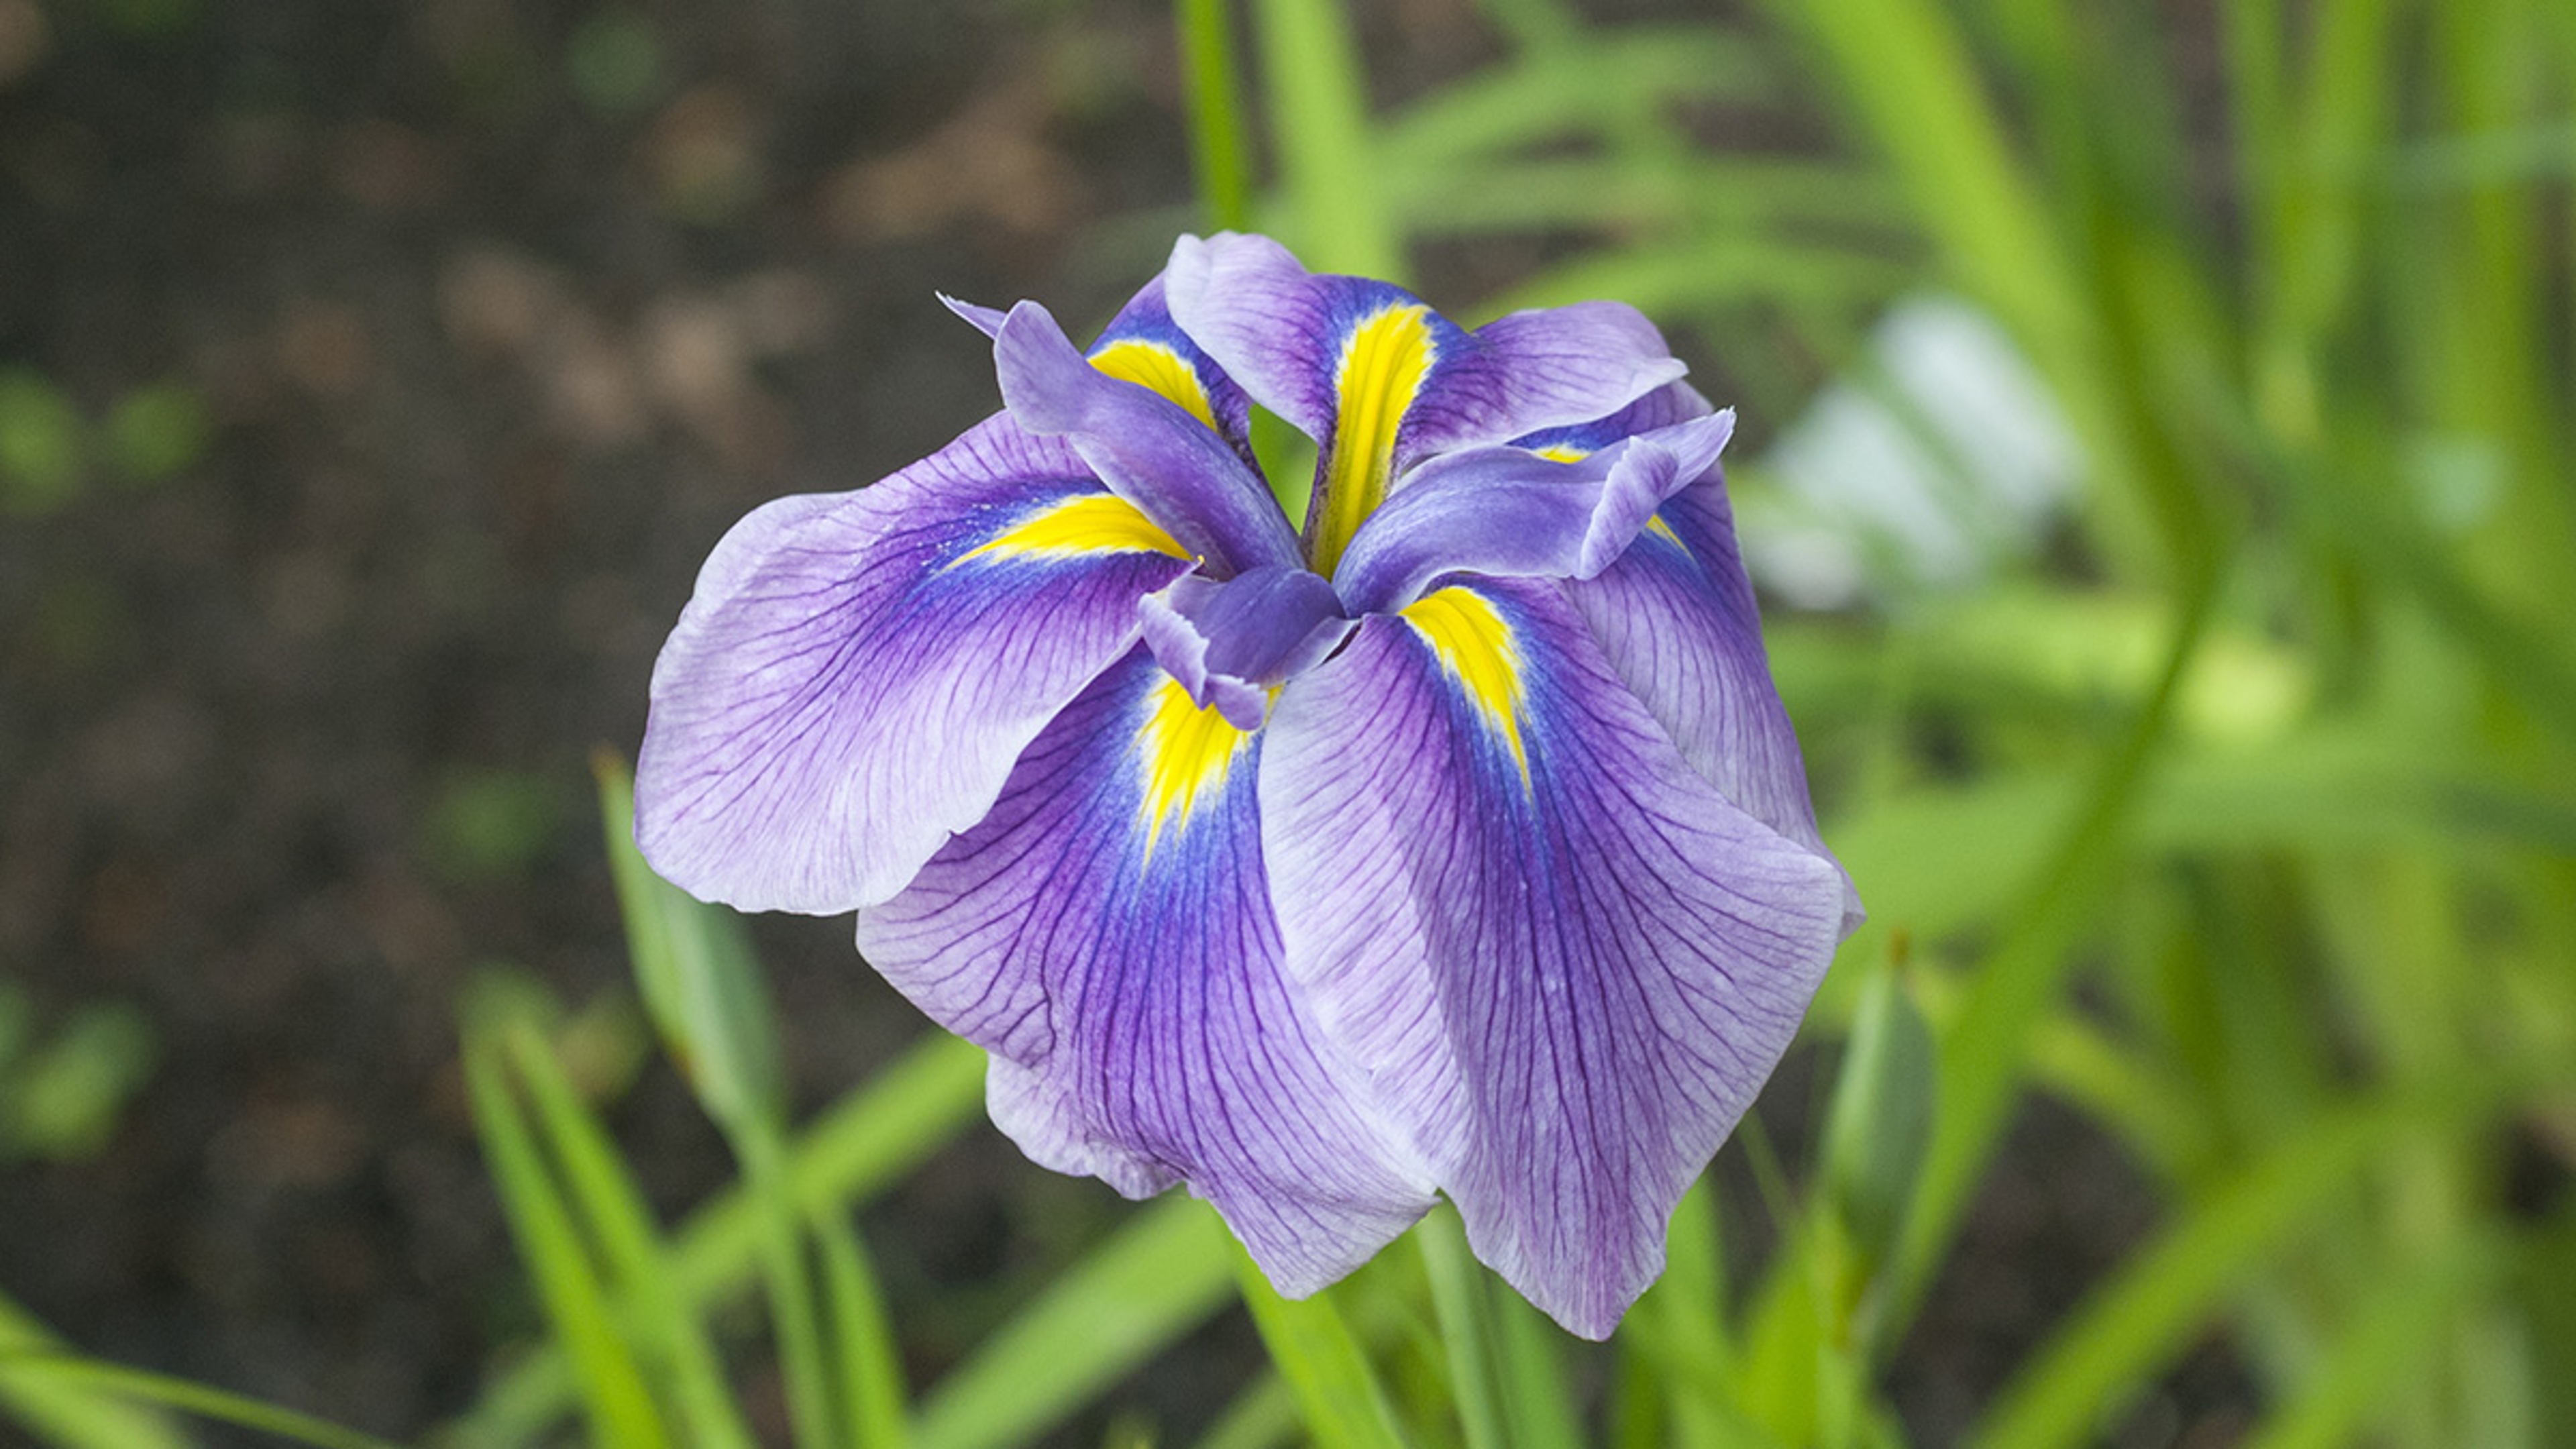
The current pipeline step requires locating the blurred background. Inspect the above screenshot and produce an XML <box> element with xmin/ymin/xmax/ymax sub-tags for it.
<box><xmin>1</xmin><ymin>0</ymin><xmax>2571</xmax><ymax>1445</ymax></box>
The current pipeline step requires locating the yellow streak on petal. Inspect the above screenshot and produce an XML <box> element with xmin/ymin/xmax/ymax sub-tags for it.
<box><xmin>1134</xmin><ymin>677</ymin><xmax>1254</xmax><ymax>853</ymax></box>
<box><xmin>1401</xmin><ymin>586</ymin><xmax>1528</xmax><ymax>786</ymax></box>
<box><xmin>1644</xmin><ymin>515</ymin><xmax>1685</xmax><ymax>549</ymax></box>
<box><xmin>1313</xmin><ymin>304</ymin><xmax>1436</xmax><ymax>576</ymax></box>
<box><xmin>954</xmin><ymin>494</ymin><xmax>1189</xmax><ymax>565</ymax></box>
<box><xmin>1089</xmin><ymin>339</ymin><xmax>1220</xmax><ymax>433</ymax></box>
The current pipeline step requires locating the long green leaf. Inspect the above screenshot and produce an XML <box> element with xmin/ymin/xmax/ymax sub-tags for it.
<box><xmin>501</xmin><ymin>1024</ymin><xmax>757</xmax><ymax>1449</ymax></box>
<box><xmin>464</xmin><ymin>1032</ymin><xmax>674</xmax><ymax>1449</ymax></box>
<box><xmin>445</xmin><ymin>1032</ymin><xmax>985</xmax><ymax>1446</ymax></box>
<box><xmin>912</xmin><ymin>1196</ymin><xmax>1240</xmax><ymax>1449</ymax></box>
<box><xmin>1233</xmin><ymin>1245</ymin><xmax>1410</xmax><ymax>1449</ymax></box>
<box><xmin>0</xmin><ymin>1354</ymin><xmax>399</xmax><ymax>1449</ymax></box>
<box><xmin>1974</xmin><ymin>1072</ymin><xmax>2553</xmax><ymax>1449</ymax></box>
<box><xmin>0</xmin><ymin>1293</ymin><xmax>189</xmax><ymax>1449</ymax></box>
<box><xmin>1250</xmin><ymin>0</ymin><xmax>1401</xmax><ymax>278</ymax></box>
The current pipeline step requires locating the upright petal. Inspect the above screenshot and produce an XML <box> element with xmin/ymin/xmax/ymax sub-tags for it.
<box><xmin>995</xmin><ymin>301</ymin><xmax>1301</xmax><ymax>576</ymax></box>
<box><xmin>1164</xmin><ymin>233</ymin><xmax>1685</xmax><ymax>572</ymax></box>
<box><xmin>1260</xmin><ymin>578</ymin><xmax>1849</xmax><ymax>1338</ymax></box>
<box><xmin>636</xmin><ymin>415</ymin><xmax>1194</xmax><ymax>914</ymax></box>
<box><xmin>947</xmin><ymin>277</ymin><xmax>1254</xmax><ymax>465</ymax></box>
<box><xmin>856</xmin><ymin>650</ymin><xmax>1437</xmax><ymax>1291</ymax></box>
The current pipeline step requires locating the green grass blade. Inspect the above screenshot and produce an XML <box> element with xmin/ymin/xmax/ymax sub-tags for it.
<box><xmin>0</xmin><ymin>1293</ymin><xmax>189</xmax><ymax>1449</ymax></box>
<box><xmin>817</xmin><ymin>1205</ymin><xmax>909</xmax><ymax>1449</ymax></box>
<box><xmin>1974</xmin><ymin>1072</ymin><xmax>2555</xmax><ymax>1449</ymax></box>
<box><xmin>1250</xmin><ymin>0</ymin><xmax>1401</xmax><ymax>278</ymax></box>
<box><xmin>738</xmin><ymin>1126</ymin><xmax>842</xmax><ymax>1449</ymax></box>
<box><xmin>2237</xmin><ymin>1230</ymin><xmax>2509</xmax><ymax>1449</ymax></box>
<box><xmin>1375</xmin><ymin>29</ymin><xmax>1774</xmax><ymax>174</ymax></box>
<box><xmin>594</xmin><ymin>757</ymin><xmax>786</xmax><ymax>1139</ymax></box>
<box><xmin>446</xmin><ymin>1032</ymin><xmax>987</xmax><ymax>1447</ymax></box>
<box><xmin>912</xmin><ymin>1195</ymin><xmax>1239</xmax><ymax>1449</ymax></box>
<box><xmin>499</xmin><ymin>1024</ymin><xmax>758</xmax><ymax>1449</ymax></box>
<box><xmin>464</xmin><ymin>1032</ymin><xmax>674</xmax><ymax>1449</ymax></box>
<box><xmin>1232</xmin><ymin>1244</ymin><xmax>1409</xmax><ymax>1449</ymax></box>
<box><xmin>1195</xmin><ymin>1373</ymin><xmax>1300</xmax><ymax>1449</ymax></box>
<box><xmin>0</xmin><ymin>1354</ymin><xmax>396</xmax><ymax>1449</ymax></box>
<box><xmin>1415</xmin><ymin>1210</ymin><xmax>1507</xmax><ymax>1449</ymax></box>
<box><xmin>1487</xmin><ymin>1286</ymin><xmax>1583</xmax><ymax>1449</ymax></box>
<box><xmin>1178</xmin><ymin>0</ymin><xmax>1253</xmax><ymax>231</ymax></box>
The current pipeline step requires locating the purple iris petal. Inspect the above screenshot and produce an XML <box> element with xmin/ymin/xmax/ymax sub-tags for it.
<box><xmin>994</xmin><ymin>301</ymin><xmax>1300</xmax><ymax>578</ymax></box>
<box><xmin>635</xmin><ymin>414</ymin><xmax>1192</xmax><ymax>914</ymax></box>
<box><xmin>856</xmin><ymin>649</ymin><xmax>1438</xmax><ymax>1291</ymax></box>
<box><xmin>1572</xmin><ymin>472</ymin><xmax>1864</xmax><ymax>930</ymax></box>
<box><xmin>1259</xmin><ymin>578</ymin><xmax>1849</xmax><ymax>1338</ymax></box>
<box><xmin>1330</xmin><ymin>412</ymin><xmax>1735</xmax><ymax>615</ymax></box>
<box><xmin>1164</xmin><ymin>231</ymin><xmax>1688</xmax><ymax>476</ymax></box>
<box><xmin>938</xmin><ymin>292</ymin><xmax>1009</xmax><ymax>339</ymax></box>
<box><xmin>1138</xmin><ymin>566</ymin><xmax>1349</xmax><ymax>731</ymax></box>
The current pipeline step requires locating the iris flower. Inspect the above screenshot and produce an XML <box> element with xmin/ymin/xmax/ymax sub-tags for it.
<box><xmin>635</xmin><ymin>233</ymin><xmax>1862</xmax><ymax>1338</ymax></box>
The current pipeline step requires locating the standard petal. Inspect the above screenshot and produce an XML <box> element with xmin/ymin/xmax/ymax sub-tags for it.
<box><xmin>855</xmin><ymin>649</ymin><xmax>1437</xmax><ymax>1293</ymax></box>
<box><xmin>1165</xmin><ymin>232</ymin><xmax>1685</xmax><ymax>572</ymax></box>
<box><xmin>635</xmin><ymin>414</ymin><xmax>1194</xmax><ymax>915</ymax></box>
<box><xmin>995</xmin><ymin>301</ymin><xmax>1301</xmax><ymax>576</ymax></box>
<box><xmin>1260</xmin><ymin>578</ymin><xmax>1849</xmax><ymax>1338</ymax></box>
<box><xmin>1330</xmin><ymin>412</ymin><xmax>1734</xmax><ymax>615</ymax></box>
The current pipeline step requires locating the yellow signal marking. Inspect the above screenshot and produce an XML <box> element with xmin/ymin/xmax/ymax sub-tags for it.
<box><xmin>1134</xmin><ymin>676</ymin><xmax>1254</xmax><ymax>853</ymax></box>
<box><xmin>1401</xmin><ymin>586</ymin><xmax>1528</xmax><ymax>784</ymax></box>
<box><xmin>954</xmin><ymin>494</ymin><xmax>1189</xmax><ymax>565</ymax></box>
<box><xmin>1312</xmin><ymin>304</ymin><xmax>1436</xmax><ymax>575</ymax></box>
<box><xmin>1090</xmin><ymin>339</ymin><xmax>1220</xmax><ymax>433</ymax></box>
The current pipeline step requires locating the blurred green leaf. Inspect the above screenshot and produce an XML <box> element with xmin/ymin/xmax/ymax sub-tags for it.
<box><xmin>499</xmin><ymin>1022</ymin><xmax>759</xmax><ymax>1449</ymax></box>
<box><xmin>0</xmin><ymin>369</ymin><xmax>85</xmax><ymax>516</ymax></box>
<box><xmin>914</xmin><ymin>1196</ymin><xmax>1238</xmax><ymax>1449</ymax></box>
<box><xmin>593</xmin><ymin>756</ymin><xmax>785</xmax><ymax>1139</ymax></box>
<box><xmin>3</xmin><ymin>1004</ymin><xmax>153</xmax><ymax>1163</ymax></box>
<box><xmin>446</xmin><ymin>1031</ymin><xmax>988</xmax><ymax>1446</ymax></box>
<box><xmin>101</xmin><ymin>383</ymin><xmax>210</xmax><ymax>484</ymax></box>
<box><xmin>464</xmin><ymin>1020</ymin><xmax>675</xmax><ymax>1449</ymax></box>
<box><xmin>0</xmin><ymin>1289</ymin><xmax>190</xmax><ymax>1449</ymax></box>
<box><xmin>1819</xmin><ymin>961</ymin><xmax>1935</xmax><ymax>1293</ymax></box>
<box><xmin>1250</xmin><ymin>0</ymin><xmax>1401</xmax><ymax>279</ymax></box>
<box><xmin>1232</xmin><ymin>1243</ymin><xmax>1411</xmax><ymax>1449</ymax></box>
<box><xmin>0</xmin><ymin>1352</ymin><xmax>400</xmax><ymax>1449</ymax></box>
<box><xmin>1977</xmin><ymin>1068</ymin><xmax>2563</xmax><ymax>1449</ymax></box>
<box><xmin>425</xmin><ymin>771</ymin><xmax>559</xmax><ymax>883</ymax></box>
<box><xmin>566</xmin><ymin>12</ymin><xmax>661</xmax><ymax>115</ymax></box>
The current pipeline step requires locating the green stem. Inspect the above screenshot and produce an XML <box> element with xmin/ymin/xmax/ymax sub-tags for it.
<box><xmin>1178</xmin><ymin>0</ymin><xmax>1254</xmax><ymax>231</ymax></box>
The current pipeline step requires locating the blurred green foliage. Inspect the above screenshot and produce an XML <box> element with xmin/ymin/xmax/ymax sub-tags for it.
<box><xmin>0</xmin><ymin>370</ymin><xmax>212</xmax><ymax>515</ymax></box>
<box><xmin>0</xmin><ymin>983</ymin><xmax>154</xmax><ymax>1166</ymax></box>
